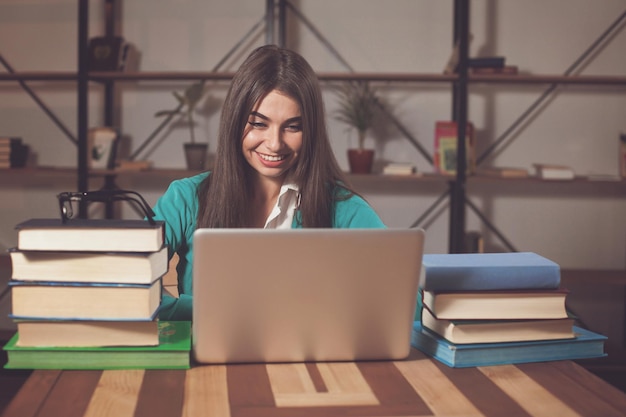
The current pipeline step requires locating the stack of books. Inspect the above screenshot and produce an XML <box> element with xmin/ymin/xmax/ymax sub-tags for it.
<box><xmin>412</xmin><ymin>252</ymin><xmax>607</xmax><ymax>367</ymax></box>
<box><xmin>0</xmin><ymin>137</ymin><xmax>28</xmax><ymax>169</ymax></box>
<box><xmin>3</xmin><ymin>217</ymin><xmax>191</xmax><ymax>369</ymax></box>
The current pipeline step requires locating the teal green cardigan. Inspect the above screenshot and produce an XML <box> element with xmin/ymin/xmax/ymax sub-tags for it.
<box><xmin>152</xmin><ymin>172</ymin><xmax>386</xmax><ymax>320</ymax></box>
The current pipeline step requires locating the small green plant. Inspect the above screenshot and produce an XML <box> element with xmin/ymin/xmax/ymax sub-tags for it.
<box><xmin>334</xmin><ymin>81</ymin><xmax>380</xmax><ymax>150</ymax></box>
<box><xmin>155</xmin><ymin>81</ymin><xmax>206</xmax><ymax>143</ymax></box>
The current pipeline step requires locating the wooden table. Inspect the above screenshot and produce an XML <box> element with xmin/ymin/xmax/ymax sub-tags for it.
<box><xmin>3</xmin><ymin>349</ymin><xmax>626</xmax><ymax>417</ymax></box>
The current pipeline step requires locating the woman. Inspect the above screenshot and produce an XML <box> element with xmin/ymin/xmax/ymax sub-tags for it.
<box><xmin>153</xmin><ymin>45</ymin><xmax>385</xmax><ymax>320</ymax></box>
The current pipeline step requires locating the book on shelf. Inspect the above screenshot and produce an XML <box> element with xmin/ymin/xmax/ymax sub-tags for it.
<box><xmin>476</xmin><ymin>167</ymin><xmax>529</xmax><ymax>178</ymax></box>
<box><xmin>421</xmin><ymin>288</ymin><xmax>569</xmax><ymax>320</ymax></box>
<box><xmin>3</xmin><ymin>321</ymin><xmax>191</xmax><ymax>370</ymax></box>
<box><xmin>468</xmin><ymin>56</ymin><xmax>506</xmax><ymax>68</ymax></box>
<box><xmin>419</xmin><ymin>252</ymin><xmax>561</xmax><ymax>292</ymax></box>
<box><xmin>88</xmin><ymin>36</ymin><xmax>126</xmax><ymax>71</ymax></box>
<box><xmin>421</xmin><ymin>307</ymin><xmax>575</xmax><ymax>344</ymax></box>
<box><xmin>15</xmin><ymin>218</ymin><xmax>165</xmax><ymax>252</ymax></box>
<box><xmin>470</xmin><ymin>65</ymin><xmax>519</xmax><ymax>75</ymax></box>
<box><xmin>533</xmin><ymin>163</ymin><xmax>575</xmax><ymax>180</ymax></box>
<box><xmin>9</xmin><ymin>246</ymin><xmax>168</xmax><ymax>284</ymax></box>
<box><xmin>382</xmin><ymin>162</ymin><xmax>418</xmax><ymax>176</ymax></box>
<box><xmin>14</xmin><ymin>319</ymin><xmax>159</xmax><ymax>347</ymax></box>
<box><xmin>0</xmin><ymin>137</ymin><xmax>29</xmax><ymax>168</ymax></box>
<box><xmin>434</xmin><ymin>121</ymin><xmax>476</xmax><ymax>175</ymax></box>
<box><xmin>9</xmin><ymin>279</ymin><xmax>161</xmax><ymax>321</ymax></box>
<box><xmin>411</xmin><ymin>321</ymin><xmax>607</xmax><ymax>368</ymax></box>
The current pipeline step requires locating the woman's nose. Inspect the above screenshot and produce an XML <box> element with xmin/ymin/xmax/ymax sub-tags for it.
<box><xmin>265</xmin><ymin>127</ymin><xmax>283</xmax><ymax>151</ymax></box>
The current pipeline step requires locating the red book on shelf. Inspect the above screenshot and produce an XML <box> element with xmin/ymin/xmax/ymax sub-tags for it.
<box><xmin>434</xmin><ymin>121</ymin><xmax>476</xmax><ymax>175</ymax></box>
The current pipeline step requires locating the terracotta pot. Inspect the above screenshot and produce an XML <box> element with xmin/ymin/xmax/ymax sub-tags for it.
<box><xmin>347</xmin><ymin>149</ymin><xmax>375</xmax><ymax>174</ymax></box>
<box><xmin>184</xmin><ymin>143</ymin><xmax>208</xmax><ymax>170</ymax></box>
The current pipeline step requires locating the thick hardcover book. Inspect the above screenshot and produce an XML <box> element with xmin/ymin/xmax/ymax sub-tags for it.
<box><xmin>421</xmin><ymin>288</ymin><xmax>569</xmax><ymax>320</ymax></box>
<box><xmin>9</xmin><ymin>246</ymin><xmax>168</xmax><ymax>284</ymax></box>
<box><xmin>533</xmin><ymin>163</ymin><xmax>576</xmax><ymax>180</ymax></box>
<box><xmin>15</xmin><ymin>218</ymin><xmax>165</xmax><ymax>252</ymax></box>
<box><xmin>419</xmin><ymin>252</ymin><xmax>560</xmax><ymax>292</ymax></box>
<box><xmin>411</xmin><ymin>321</ymin><xmax>606</xmax><ymax>368</ymax></box>
<box><xmin>15</xmin><ymin>319</ymin><xmax>159</xmax><ymax>347</ymax></box>
<box><xmin>421</xmin><ymin>307</ymin><xmax>575</xmax><ymax>344</ymax></box>
<box><xmin>433</xmin><ymin>121</ymin><xmax>475</xmax><ymax>175</ymax></box>
<box><xmin>10</xmin><ymin>279</ymin><xmax>161</xmax><ymax>321</ymax></box>
<box><xmin>3</xmin><ymin>321</ymin><xmax>190</xmax><ymax>370</ymax></box>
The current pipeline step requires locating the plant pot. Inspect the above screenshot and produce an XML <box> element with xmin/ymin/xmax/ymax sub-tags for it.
<box><xmin>184</xmin><ymin>143</ymin><xmax>208</xmax><ymax>171</ymax></box>
<box><xmin>347</xmin><ymin>149</ymin><xmax>375</xmax><ymax>174</ymax></box>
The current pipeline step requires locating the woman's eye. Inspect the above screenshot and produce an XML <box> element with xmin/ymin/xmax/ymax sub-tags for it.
<box><xmin>285</xmin><ymin>124</ymin><xmax>302</xmax><ymax>132</ymax></box>
<box><xmin>248</xmin><ymin>121</ymin><xmax>266</xmax><ymax>128</ymax></box>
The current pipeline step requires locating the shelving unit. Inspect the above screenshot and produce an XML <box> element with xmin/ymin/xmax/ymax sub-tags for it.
<box><xmin>1</xmin><ymin>0</ymin><xmax>625</xmax><ymax>253</ymax></box>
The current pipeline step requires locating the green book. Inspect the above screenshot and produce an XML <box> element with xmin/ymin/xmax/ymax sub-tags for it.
<box><xmin>3</xmin><ymin>321</ymin><xmax>190</xmax><ymax>370</ymax></box>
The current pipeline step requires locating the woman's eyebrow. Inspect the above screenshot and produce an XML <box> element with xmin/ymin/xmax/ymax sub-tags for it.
<box><xmin>249</xmin><ymin>111</ymin><xmax>269</xmax><ymax>120</ymax></box>
<box><xmin>249</xmin><ymin>112</ymin><xmax>302</xmax><ymax>125</ymax></box>
<box><xmin>284</xmin><ymin>116</ymin><xmax>302</xmax><ymax>124</ymax></box>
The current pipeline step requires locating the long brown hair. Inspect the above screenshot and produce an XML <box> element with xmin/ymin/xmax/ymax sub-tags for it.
<box><xmin>197</xmin><ymin>45</ymin><xmax>355</xmax><ymax>228</ymax></box>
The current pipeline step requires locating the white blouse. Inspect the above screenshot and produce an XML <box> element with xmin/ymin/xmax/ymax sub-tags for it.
<box><xmin>263</xmin><ymin>182</ymin><xmax>300</xmax><ymax>229</ymax></box>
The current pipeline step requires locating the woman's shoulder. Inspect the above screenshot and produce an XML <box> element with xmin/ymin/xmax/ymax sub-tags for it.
<box><xmin>166</xmin><ymin>171</ymin><xmax>210</xmax><ymax>193</ymax></box>
<box><xmin>331</xmin><ymin>184</ymin><xmax>386</xmax><ymax>228</ymax></box>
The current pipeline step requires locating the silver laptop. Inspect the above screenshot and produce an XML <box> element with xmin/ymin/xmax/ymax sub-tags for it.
<box><xmin>192</xmin><ymin>228</ymin><xmax>425</xmax><ymax>364</ymax></box>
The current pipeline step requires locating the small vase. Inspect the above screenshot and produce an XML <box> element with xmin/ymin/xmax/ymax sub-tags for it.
<box><xmin>184</xmin><ymin>143</ymin><xmax>208</xmax><ymax>171</ymax></box>
<box><xmin>347</xmin><ymin>149</ymin><xmax>375</xmax><ymax>174</ymax></box>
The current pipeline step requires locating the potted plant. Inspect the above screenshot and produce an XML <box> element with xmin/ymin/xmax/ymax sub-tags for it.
<box><xmin>155</xmin><ymin>81</ymin><xmax>208</xmax><ymax>170</ymax></box>
<box><xmin>334</xmin><ymin>80</ymin><xmax>380</xmax><ymax>174</ymax></box>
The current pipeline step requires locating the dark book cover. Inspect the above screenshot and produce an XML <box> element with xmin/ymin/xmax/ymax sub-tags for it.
<box><xmin>468</xmin><ymin>56</ymin><xmax>506</xmax><ymax>68</ymax></box>
<box><xmin>15</xmin><ymin>218</ymin><xmax>163</xmax><ymax>230</ymax></box>
<box><xmin>88</xmin><ymin>36</ymin><xmax>125</xmax><ymax>71</ymax></box>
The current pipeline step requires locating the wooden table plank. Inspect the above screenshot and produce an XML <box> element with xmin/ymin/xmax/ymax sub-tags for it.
<box><xmin>135</xmin><ymin>370</ymin><xmax>186</xmax><ymax>417</ymax></box>
<box><xmin>1</xmin><ymin>370</ymin><xmax>60</xmax><ymax>417</ymax></box>
<box><xmin>517</xmin><ymin>361</ymin><xmax>626</xmax><ymax>417</ymax></box>
<box><xmin>395</xmin><ymin>355</ymin><xmax>483</xmax><ymax>416</ymax></box>
<box><xmin>83</xmin><ymin>370</ymin><xmax>144</xmax><ymax>417</ymax></box>
<box><xmin>227</xmin><ymin>364</ymin><xmax>275</xmax><ymax>407</ymax></box>
<box><xmin>35</xmin><ymin>370</ymin><xmax>102</xmax><ymax>417</ymax></box>
<box><xmin>479</xmin><ymin>365</ymin><xmax>583</xmax><ymax>417</ymax></box>
<box><xmin>431</xmin><ymin>358</ymin><xmax>532</xmax><ymax>417</ymax></box>
<box><xmin>357</xmin><ymin>359</ymin><xmax>430</xmax><ymax>410</ymax></box>
<box><xmin>182</xmin><ymin>366</ymin><xmax>230</xmax><ymax>417</ymax></box>
<box><xmin>551</xmin><ymin>361</ymin><xmax>626</xmax><ymax>411</ymax></box>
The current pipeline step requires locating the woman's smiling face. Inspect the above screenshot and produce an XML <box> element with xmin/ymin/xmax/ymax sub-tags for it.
<box><xmin>241</xmin><ymin>89</ymin><xmax>303</xmax><ymax>181</ymax></box>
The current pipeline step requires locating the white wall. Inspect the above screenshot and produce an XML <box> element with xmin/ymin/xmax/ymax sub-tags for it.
<box><xmin>0</xmin><ymin>0</ymin><xmax>625</xmax><ymax>269</ymax></box>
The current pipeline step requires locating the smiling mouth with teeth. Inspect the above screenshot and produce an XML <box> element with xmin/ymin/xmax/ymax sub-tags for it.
<box><xmin>259</xmin><ymin>153</ymin><xmax>287</xmax><ymax>162</ymax></box>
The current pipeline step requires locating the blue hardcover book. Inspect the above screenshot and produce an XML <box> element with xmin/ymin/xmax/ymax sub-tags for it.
<box><xmin>411</xmin><ymin>321</ymin><xmax>607</xmax><ymax>368</ymax></box>
<box><xmin>419</xmin><ymin>252</ymin><xmax>560</xmax><ymax>292</ymax></box>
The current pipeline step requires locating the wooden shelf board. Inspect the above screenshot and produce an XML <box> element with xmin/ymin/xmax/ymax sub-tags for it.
<box><xmin>3</xmin><ymin>72</ymin><xmax>626</xmax><ymax>86</ymax></box>
<box><xmin>2</xmin><ymin>167</ymin><xmax>625</xmax><ymax>186</ymax></box>
<box><xmin>469</xmin><ymin>74</ymin><xmax>626</xmax><ymax>86</ymax></box>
